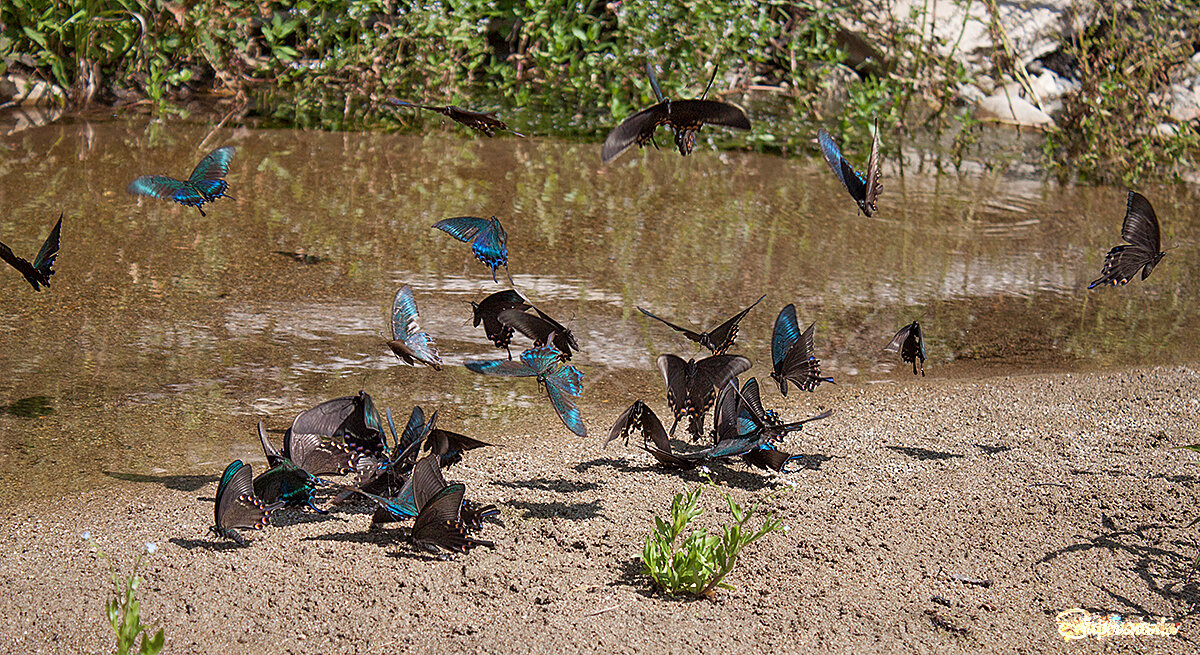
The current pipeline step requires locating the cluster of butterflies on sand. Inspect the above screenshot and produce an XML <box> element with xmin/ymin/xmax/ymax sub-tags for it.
<box><xmin>1</xmin><ymin>64</ymin><xmax>1170</xmax><ymax>555</ymax></box>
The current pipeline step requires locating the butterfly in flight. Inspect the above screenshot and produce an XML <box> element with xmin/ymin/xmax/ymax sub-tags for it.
<box><xmin>498</xmin><ymin>306</ymin><xmax>580</xmax><ymax>359</ymax></box>
<box><xmin>211</xmin><ymin>460</ymin><xmax>282</xmax><ymax>545</ymax></box>
<box><xmin>388</xmin><ymin>99</ymin><xmax>525</xmax><ymax>137</ymax></box>
<box><xmin>657</xmin><ymin>353</ymin><xmax>751</xmax><ymax>440</ymax></box>
<box><xmin>1088</xmin><ymin>191</ymin><xmax>1166</xmax><ymax>288</ymax></box>
<box><xmin>1</xmin><ymin>213</ymin><xmax>61</xmax><ymax>291</ymax></box>
<box><xmin>638</xmin><ymin>294</ymin><xmax>764</xmax><ymax>355</ymax></box>
<box><xmin>127</xmin><ymin>146</ymin><xmax>235</xmax><ymax>216</ymax></box>
<box><xmin>601</xmin><ymin>63</ymin><xmax>751</xmax><ymax>163</ymax></box>
<box><xmin>386</xmin><ymin>285</ymin><xmax>442</xmax><ymax>370</ymax></box>
<box><xmin>433</xmin><ymin>215</ymin><xmax>509</xmax><ymax>282</ymax></box>
<box><xmin>770</xmin><ymin>304</ymin><xmax>834</xmax><ymax>396</ymax></box>
<box><xmin>885</xmin><ymin>321</ymin><xmax>926</xmax><ymax>376</ymax></box>
<box><xmin>817</xmin><ymin>124</ymin><xmax>881</xmax><ymax>217</ymax></box>
<box><xmin>471</xmin><ymin>289</ymin><xmax>531</xmax><ymax>359</ymax></box>
<box><xmin>466</xmin><ymin>344</ymin><xmax>587</xmax><ymax>437</ymax></box>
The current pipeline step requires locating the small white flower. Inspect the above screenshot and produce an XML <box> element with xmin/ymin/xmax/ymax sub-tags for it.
<box><xmin>144</xmin><ymin>542</ymin><xmax>158</xmax><ymax>554</ymax></box>
<box><xmin>782</xmin><ymin>524</ymin><xmax>791</xmax><ymax>533</ymax></box>
<box><xmin>80</xmin><ymin>531</ymin><xmax>91</xmax><ymax>541</ymax></box>
<box><xmin>698</xmin><ymin>466</ymin><xmax>711</xmax><ymax>475</ymax></box>
<box><xmin>781</xmin><ymin>479</ymin><xmax>799</xmax><ymax>489</ymax></box>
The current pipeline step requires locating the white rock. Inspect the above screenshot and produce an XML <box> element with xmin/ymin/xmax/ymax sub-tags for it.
<box><xmin>1169</xmin><ymin>84</ymin><xmax>1200</xmax><ymax>123</ymax></box>
<box><xmin>975</xmin><ymin>93</ymin><xmax>1055</xmax><ymax>127</ymax></box>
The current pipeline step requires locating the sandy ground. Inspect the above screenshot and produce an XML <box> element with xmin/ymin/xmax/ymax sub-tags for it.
<box><xmin>2</xmin><ymin>366</ymin><xmax>1200</xmax><ymax>654</ymax></box>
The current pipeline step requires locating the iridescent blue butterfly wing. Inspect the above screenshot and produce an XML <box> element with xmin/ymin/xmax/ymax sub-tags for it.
<box><xmin>127</xmin><ymin>175</ymin><xmax>203</xmax><ymax>207</ymax></box>
<box><xmin>771</xmin><ymin>304</ymin><xmax>800</xmax><ymax>373</ymax></box>
<box><xmin>187</xmin><ymin>146</ymin><xmax>235</xmax><ymax>200</ymax></box>
<box><xmin>398</xmin><ymin>406</ymin><xmax>427</xmax><ymax>454</ymax></box>
<box><xmin>433</xmin><ymin>216</ymin><xmax>509</xmax><ymax>282</ymax></box>
<box><xmin>464</xmin><ymin>358</ymin><xmax>537</xmax><ymax>376</ymax></box>
<box><xmin>541</xmin><ymin>363</ymin><xmax>586</xmax><ymax>437</ymax></box>
<box><xmin>387</xmin><ymin>285</ymin><xmax>442</xmax><ymax>370</ymax></box>
<box><xmin>817</xmin><ymin>129</ymin><xmax>867</xmax><ymax>204</ymax></box>
<box><xmin>520</xmin><ymin>344</ymin><xmax>567</xmax><ymax>375</ymax></box>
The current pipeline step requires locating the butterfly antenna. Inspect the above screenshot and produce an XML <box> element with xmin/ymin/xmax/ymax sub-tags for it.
<box><xmin>645</xmin><ymin>61</ymin><xmax>665</xmax><ymax>103</ymax></box>
<box><xmin>700</xmin><ymin>63</ymin><xmax>720</xmax><ymax>100</ymax></box>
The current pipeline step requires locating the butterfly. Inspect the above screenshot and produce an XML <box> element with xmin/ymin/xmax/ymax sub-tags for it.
<box><xmin>742</xmin><ymin>443</ymin><xmax>806</xmax><ymax>472</ymax></box>
<box><xmin>387</xmin><ymin>285</ymin><xmax>442</xmax><ymax>370</ymax></box>
<box><xmin>770</xmin><ymin>304</ymin><xmax>834</xmax><ymax>396</ymax></box>
<box><xmin>286</xmin><ymin>392</ymin><xmax>387</xmax><ymax>457</ymax></box>
<box><xmin>885</xmin><ymin>321</ymin><xmax>926</xmax><ymax>376</ymax></box>
<box><xmin>388</xmin><ymin>99</ymin><xmax>525</xmax><ymax>137</ymax></box>
<box><xmin>498</xmin><ymin>306</ymin><xmax>580</xmax><ymax>359</ymax></box>
<box><xmin>1</xmin><ymin>213</ymin><xmax>61</xmax><ymax>291</ymax></box>
<box><xmin>127</xmin><ymin>146</ymin><xmax>235</xmax><ymax>216</ymax></box>
<box><xmin>211</xmin><ymin>460</ymin><xmax>281</xmax><ymax>545</ymax></box>
<box><xmin>465</xmin><ymin>344</ymin><xmax>587</xmax><ymax>437</ymax></box>
<box><xmin>363</xmin><ymin>453</ymin><xmax>445</xmax><ymax>525</ymax></box>
<box><xmin>258</xmin><ymin>422</ymin><xmax>359</xmax><ymax>476</ymax></box>
<box><xmin>471</xmin><ymin>289</ymin><xmax>531</xmax><ymax>359</ymax></box>
<box><xmin>607</xmin><ymin>400</ymin><xmax>696</xmax><ymax>468</ymax></box>
<box><xmin>409</xmin><ymin>483</ymin><xmax>495</xmax><ymax>556</ymax></box>
<box><xmin>425</xmin><ymin>425</ymin><xmax>493</xmax><ymax>469</ymax></box>
<box><xmin>657</xmin><ymin>353</ymin><xmax>752</xmax><ymax>440</ymax></box>
<box><xmin>353</xmin><ymin>407</ymin><xmax>434</xmax><ymax>496</ymax></box>
<box><xmin>709</xmin><ymin>379</ymin><xmax>830</xmax><ymax>467</ymax></box>
<box><xmin>817</xmin><ymin>124</ymin><xmax>882</xmax><ymax>217</ymax></box>
<box><xmin>1088</xmin><ymin>191</ymin><xmax>1166</xmax><ymax>288</ymax></box>
<box><xmin>433</xmin><ymin>216</ymin><xmax>509</xmax><ymax>282</ymax></box>
<box><xmin>602</xmin><ymin>64</ymin><xmax>750</xmax><ymax>163</ymax></box>
<box><xmin>638</xmin><ymin>294</ymin><xmax>765</xmax><ymax>355</ymax></box>
<box><xmin>252</xmin><ymin>461</ymin><xmax>327</xmax><ymax>514</ymax></box>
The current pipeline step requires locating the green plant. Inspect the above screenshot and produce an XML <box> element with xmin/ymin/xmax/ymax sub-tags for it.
<box><xmin>641</xmin><ymin>470</ymin><xmax>785</xmax><ymax>598</ymax></box>
<box><xmin>81</xmin><ymin>534</ymin><xmax>164</xmax><ymax>655</ymax></box>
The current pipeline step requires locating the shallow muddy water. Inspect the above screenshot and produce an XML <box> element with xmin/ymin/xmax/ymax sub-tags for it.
<box><xmin>0</xmin><ymin>120</ymin><xmax>1197</xmax><ymax>504</ymax></box>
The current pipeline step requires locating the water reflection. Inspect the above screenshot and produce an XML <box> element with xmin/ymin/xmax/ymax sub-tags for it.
<box><xmin>0</xmin><ymin>120</ymin><xmax>1197</xmax><ymax>503</ymax></box>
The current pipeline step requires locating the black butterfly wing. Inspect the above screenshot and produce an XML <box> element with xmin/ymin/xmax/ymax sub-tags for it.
<box><xmin>411</xmin><ymin>483</ymin><xmax>493</xmax><ymax>553</ymax></box>
<box><xmin>608</xmin><ymin>399</ymin><xmax>666</xmax><ymax>449</ymax></box>
<box><xmin>742</xmin><ymin>445</ymin><xmax>795</xmax><ymax>471</ymax></box>
<box><xmin>703</xmin><ymin>294</ymin><xmax>765</xmax><ymax>355</ymax></box>
<box><xmin>533</xmin><ymin>307</ymin><xmax>579</xmax><ymax>354</ymax></box>
<box><xmin>602</xmin><ymin>102</ymin><xmax>670</xmax><ymax>163</ymax></box>
<box><xmin>1122</xmin><ymin>191</ymin><xmax>1160</xmax><ymax>253</ymax></box>
<box><xmin>862</xmin><ymin>124</ymin><xmax>882</xmax><ymax>216</ymax></box>
<box><xmin>0</xmin><ymin>214</ymin><xmax>61</xmax><ymax>291</ymax></box>
<box><xmin>473</xmin><ymin>290</ymin><xmax>530</xmax><ymax>350</ymax></box>
<box><xmin>257</xmin><ymin>421</ymin><xmax>285</xmax><ymax>468</ymax></box>
<box><xmin>775</xmin><ymin>321</ymin><xmax>832</xmax><ymax>393</ymax></box>
<box><xmin>884</xmin><ymin>322</ymin><xmax>914</xmax><ymax>353</ymax></box>
<box><xmin>685</xmin><ymin>355</ymin><xmax>752</xmax><ymax>438</ymax></box>
<box><xmin>288</xmin><ymin>431</ymin><xmax>358</xmax><ymax>476</ymax></box>
<box><xmin>637</xmin><ymin>306</ymin><xmax>705</xmax><ymax>347</ymax></box>
<box><xmin>461</xmin><ymin>500</ymin><xmax>500</xmax><ymax>532</ymax></box>
<box><xmin>665</xmin><ymin>99</ymin><xmax>751</xmax><ymax>131</ymax></box>
<box><xmin>427</xmin><ymin>428</ymin><xmax>492</xmax><ymax>457</ymax></box>
<box><xmin>444</xmin><ymin>105</ymin><xmax>524</xmax><ymax>137</ymax></box>
<box><xmin>288</xmin><ymin>396</ymin><xmax>358</xmax><ymax>438</ymax></box>
<box><xmin>656</xmin><ymin>354</ymin><xmax>691</xmax><ymax>423</ymax></box>
<box><xmin>335</xmin><ymin>391</ymin><xmax>387</xmax><ymax>456</ymax></box>
<box><xmin>214</xmin><ymin>461</ymin><xmax>277</xmax><ymax>541</ymax></box>
<box><xmin>499</xmin><ymin>308</ymin><xmax>578</xmax><ymax>357</ymax></box>
<box><xmin>411</xmin><ymin>453</ymin><xmax>450</xmax><ymax>511</ymax></box>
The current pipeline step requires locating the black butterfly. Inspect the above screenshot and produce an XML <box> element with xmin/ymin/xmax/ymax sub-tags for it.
<box><xmin>211</xmin><ymin>460</ymin><xmax>281</xmax><ymax>545</ymax></box>
<box><xmin>388</xmin><ymin>99</ymin><xmax>525</xmax><ymax>137</ymax></box>
<box><xmin>425</xmin><ymin>426</ymin><xmax>493</xmax><ymax>469</ymax></box>
<box><xmin>711</xmin><ymin>380</ymin><xmax>831</xmax><ymax>469</ymax></box>
<box><xmin>817</xmin><ymin>123</ymin><xmax>882</xmax><ymax>216</ymax></box>
<box><xmin>638</xmin><ymin>294</ymin><xmax>764</xmax><ymax>355</ymax></box>
<box><xmin>1088</xmin><ymin>191</ymin><xmax>1166</xmax><ymax>288</ymax></box>
<box><xmin>885</xmin><ymin>321</ymin><xmax>926</xmax><ymax>376</ymax></box>
<box><xmin>252</xmin><ymin>461</ymin><xmax>327</xmax><ymax>513</ymax></box>
<box><xmin>386</xmin><ymin>285</ymin><xmax>442</xmax><ymax>370</ymax></box>
<box><xmin>601</xmin><ymin>64</ymin><xmax>751</xmax><ymax>163</ymax></box>
<box><xmin>498</xmin><ymin>306</ymin><xmax>580</xmax><ymax>359</ymax></box>
<box><xmin>470</xmin><ymin>289</ymin><xmax>531</xmax><ymax>359</ymax></box>
<box><xmin>606</xmin><ymin>400</ymin><xmax>697</xmax><ymax>468</ymax></box>
<box><xmin>1</xmin><ymin>213</ymin><xmax>61</xmax><ymax>291</ymax></box>
<box><xmin>770</xmin><ymin>305</ymin><xmax>834</xmax><ymax>396</ymax></box>
<box><xmin>657</xmin><ymin>354</ymin><xmax>752</xmax><ymax>440</ymax></box>
<box><xmin>410</xmin><ymin>483</ymin><xmax>495</xmax><ymax>556</ymax></box>
<box><xmin>258</xmin><ymin>421</ymin><xmax>358</xmax><ymax>476</ymax></box>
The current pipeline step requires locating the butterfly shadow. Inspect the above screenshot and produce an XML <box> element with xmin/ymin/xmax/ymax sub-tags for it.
<box><xmin>104</xmin><ymin>471</ymin><xmax>219</xmax><ymax>492</ymax></box>
<box><xmin>492</xmin><ymin>477</ymin><xmax>601</xmax><ymax>493</ymax></box>
<box><xmin>704</xmin><ymin>463</ymin><xmax>776</xmax><ymax>492</ymax></box>
<box><xmin>885</xmin><ymin>445</ymin><xmax>964</xmax><ymax>461</ymax></box>
<box><xmin>573</xmin><ymin>456</ymin><xmax>650</xmax><ymax>475</ymax></box>
<box><xmin>303</xmin><ymin>528</ymin><xmax>397</xmax><ymax>546</ymax></box>
<box><xmin>1039</xmin><ymin>514</ymin><xmax>1200</xmax><ymax>611</ymax></box>
<box><xmin>269</xmin><ymin>508</ymin><xmax>349</xmax><ymax>529</ymax></box>
<box><xmin>2</xmin><ymin>396</ymin><xmax>55</xmax><ymax>417</ymax></box>
<box><xmin>508</xmin><ymin>498</ymin><xmax>603</xmax><ymax>521</ymax></box>
<box><xmin>781</xmin><ymin>453</ymin><xmax>834</xmax><ymax>471</ymax></box>
<box><xmin>169</xmin><ymin>537</ymin><xmax>252</xmax><ymax>552</ymax></box>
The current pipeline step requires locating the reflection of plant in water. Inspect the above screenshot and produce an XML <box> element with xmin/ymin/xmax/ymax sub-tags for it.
<box><xmin>81</xmin><ymin>534</ymin><xmax>164</xmax><ymax>655</ymax></box>
<box><xmin>641</xmin><ymin>469</ymin><xmax>785</xmax><ymax>598</ymax></box>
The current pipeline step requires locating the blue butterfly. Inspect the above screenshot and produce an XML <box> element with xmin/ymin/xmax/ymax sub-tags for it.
<box><xmin>465</xmin><ymin>344</ymin><xmax>587</xmax><ymax>437</ymax></box>
<box><xmin>817</xmin><ymin>125</ymin><xmax>881</xmax><ymax>217</ymax></box>
<box><xmin>387</xmin><ymin>285</ymin><xmax>442</xmax><ymax>370</ymax></box>
<box><xmin>770</xmin><ymin>304</ymin><xmax>834</xmax><ymax>396</ymax></box>
<box><xmin>127</xmin><ymin>146</ymin><xmax>236</xmax><ymax>216</ymax></box>
<box><xmin>433</xmin><ymin>216</ymin><xmax>508</xmax><ymax>282</ymax></box>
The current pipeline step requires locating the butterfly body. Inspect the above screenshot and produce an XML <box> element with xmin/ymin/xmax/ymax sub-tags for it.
<box><xmin>127</xmin><ymin>147</ymin><xmax>235</xmax><ymax>216</ymax></box>
<box><xmin>657</xmin><ymin>354</ymin><xmax>752</xmax><ymax>440</ymax></box>
<box><xmin>387</xmin><ymin>285</ymin><xmax>442</xmax><ymax>370</ymax></box>
<box><xmin>1088</xmin><ymin>191</ymin><xmax>1166</xmax><ymax>288</ymax></box>
<box><xmin>253</xmin><ymin>462</ymin><xmax>326</xmax><ymax>513</ymax></box>
<box><xmin>466</xmin><ymin>345</ymin><xmax>587</xmax><ymax>437</ymax></box>
<box><xmin>212</xmin><ymin>460</ymin><xmax>281</xmax><ymax>545</ymax></box>
<box><xmin>885</xmin><ymin>321</ymin><xmax>926</xmax><ymax>376</ymax></box>
<box><xmin>433</xmin><ymin>216</ymin><xmax>509</xmax><ymax>282</ymax></box>
<box><xmin>471</xmin><ymin>289</ymin><xmax>530</xmax><ymax>358</ymax></box>
<box><xmin>817</xmin><ymin>126</ymin><xmax>881</xmax><ymax>217</ymax></box>
<box><xmin>0</xmin><ymin>213</ymin><xmax>61</xmax><ymax>291</ymax></box>
<box><xmin>638</xmin><ymin>294</ymin><xmax>764</xmax><ymax>355</ymax></box>
<box><xmin>770</xmin><ymin>305</ymin><xmax>833</xmax><ymax>396</ymax></box>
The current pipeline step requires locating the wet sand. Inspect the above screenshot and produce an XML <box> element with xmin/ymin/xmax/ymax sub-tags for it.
<box><xmin>1</xmin><ymin>365</ymin><xmax>1198</xmax><ymax>654</ymax></box>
